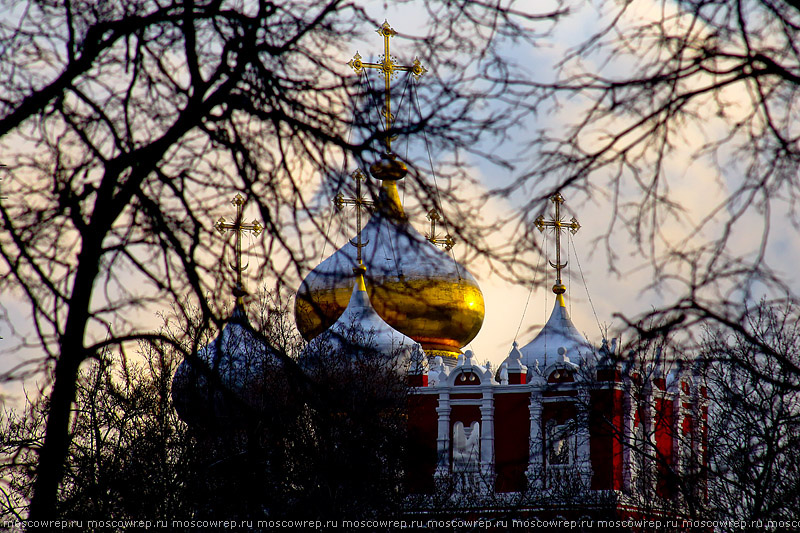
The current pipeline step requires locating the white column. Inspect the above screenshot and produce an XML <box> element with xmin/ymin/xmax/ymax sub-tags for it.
<box><xmin>674</xmin><ymin>381</ymin><xmax>687</xmax><ymax>480</ymax></box>
<box><xmin>576</xmin><ymin>387</ymin><xmax>593</xmax><ymax>488</ymax></box>
<box><xmin>622</xmin><ymin>378</ymin><xmax>635</xmax><ymax>492</ymax></box>
<box><xmin>527</xmin><ymin>387</ymin><xmax>544</xmax><ymax>490</ymax></box>
<box><xmin>435</xmin><ymin>392</ymin><xmax>451</xmax><ymax>478</ymax></box>
<box><xmin>480</xmin><ymin>388</ymin><xmax>495</xmax><ymax>484</ymax></box>
<box><xmin>693</xmin><ymin>375</ymin><xmax>708</xmax><ymax>500</ymax></box>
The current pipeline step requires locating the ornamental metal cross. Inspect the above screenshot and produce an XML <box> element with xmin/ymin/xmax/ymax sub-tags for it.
<box><xmin>534</xmin><ymin>193</ymin><xmax>581</xmax><ymax>289</ymax></box>
<box><xmin>347</xmin><ymin>20</ymin><xmax>427</xmax><ymax>152</ymax></box>
<box><xmin>214</xmin><ymin>194</ymin><xmax>262</xmax><ymax>300</ymax></box>
<box><xmin>334</xmin><ymin>169</ymin><xmax>374</xmax><ymax>265</ymax></box>
<box><xmin>426</xmin><ymin>208</ymin><xmax>455</xmax><ymax>251</ymax></box>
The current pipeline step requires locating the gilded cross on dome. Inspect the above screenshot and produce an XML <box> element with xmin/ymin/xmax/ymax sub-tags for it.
<box><xmin>215</xmin><ymin>194</ymin><xmax>262</xmax><ymax>304</ymax></box>
<box><xmin>426</xmin><ymin>208</ymin><xmax>455</xmax><ymax>251</ymax></box>
<box><xmin>534</xmin><ymin>193</ymin><xmax>581</xmax><ymax>295</ymax></box>
<box><xmin>334</xmin><ymin>169</ymin><xmax>374</xmax><ymax>267</ymax></box>
<box><xmin>347</xmin><ymin>20</ymin><xmax>427</xmax><ymax>152</ymax></box>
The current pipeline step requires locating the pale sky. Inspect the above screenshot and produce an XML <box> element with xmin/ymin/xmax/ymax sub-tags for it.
<box><xmin>2</xmin><ymin>0</ymin><xmax>796</xmax><ymax>404</ymax></box>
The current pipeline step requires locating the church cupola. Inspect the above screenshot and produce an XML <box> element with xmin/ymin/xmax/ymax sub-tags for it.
<box><xmin>172</xmin><ymin>303</ymin><xmax>273</xmax><ymax>427</ymax></box>
<box><xmin>172</xmin><ymin>195</ymin><xmax>275</xmax><ymax>428</ymax></box>
<box><xmin>294</xmin><ymin>21</ymin><xmax>484</xmax><ymax>365</ymax></box>
<box><xmin>519</xmin><ymin>295</ymin><xmax>594</xmax><ymax>370</ymax></box>
<box><xmin>518</xmin><ymin>193</ymin><xmax>594</xmax><ymax>370</ymax></box>
<box><xmin>301</xmin><ymin>262</ymin><xmax>418</xmax><ymax>364</ymax></box>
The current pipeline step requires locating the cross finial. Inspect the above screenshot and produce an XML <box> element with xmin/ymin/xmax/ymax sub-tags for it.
<box><xmin>347</xmin><ymin>20</ymin><xmax>427</xmax><ymax>152</ymax></box>
<box><xmin>534</xmin><ymin>193</ymin><xmax>581</xmax><ymax>295</ymax></box>
<box><xmin>334</xmin><ymin>169</ymin><xmax>375</xmax><ymax>268</ymax></box>
<box><xmin>214</xmin><ymin>194</ymin><xmax>262</xmax><ymax>306</ymax></box>
<box><xmin>426</xmin><ymin>208</ymin><xmax>455</xmax><ymax>251</ymax></box>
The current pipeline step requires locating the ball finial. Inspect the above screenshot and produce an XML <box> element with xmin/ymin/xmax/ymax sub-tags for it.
<box><xmin>369</xmin><ymin>152</ymin><xmax>408</xmax><ymax>181</ymax></box>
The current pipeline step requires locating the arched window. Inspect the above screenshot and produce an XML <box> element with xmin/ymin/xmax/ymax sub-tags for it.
<box><xmin>452</xmin><ymin>421</ymin><xmax>480</xmax><ymax>472</ymax></box>
<box><xmin>546</xmin><ymin>419</ymin><xmax>576</xmax><ymax>466</ymax></box>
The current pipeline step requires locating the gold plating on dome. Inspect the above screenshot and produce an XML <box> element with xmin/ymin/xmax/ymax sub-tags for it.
<box><xmin>425</xmin><ymin>349</ymin><xmax>461</xmax><ymax>361</ymax></box>
<box><xmin>378</xmin><ymin>179</ymin><xmax>406</xmax><ymax>219</ymax></box>
<box><xmin>370</xmin><ymin>152</ymin><xmax>408</xmax><ymax>181</ymax></box>
<box><xmin>295</xmin><ymin>275</ymin><xmax>484</xmax><ymax>352</ymax></box>
<box><xmin>296</xmin><ymin>21</ymin><xmax>484</xmax><ymax>353</ymax></box>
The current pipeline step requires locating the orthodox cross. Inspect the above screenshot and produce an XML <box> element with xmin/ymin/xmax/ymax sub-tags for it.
<box><xmin>347</xmin><ymin>20</ymin><xmax>427</xmax><ymax>152</ymax></box>
<box><xmin>334</xmin><ymin>169</ymin><xmax>374</xmax><ymax>266</ymax></box>
<box><xmin>214</xmin><ymin>194</ymin><xmax>262</xmax><ymax>302</ymax></box>
<box><xmin>426</xmin><ymin>208</ymin><xmax>455</xmax><ymax>251</ymax></box>
<box><xmin>534</xmin><ymin>193</ymin><xmax>580</xmax><ymax>292</ymax></box>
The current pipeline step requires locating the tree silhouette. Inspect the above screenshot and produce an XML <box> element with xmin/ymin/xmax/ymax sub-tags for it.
<box><xmin>0</xmin><ymin>0</ymin><xmax>565</xmax><ymax>518</ymax></box>
<box><xmin>3</xmin><ymin>0</ymin><xmax>800</xmax><ymax>521</ymax></box>
<box><xmin>703</xmin><ymin>301</ymin><xmax>800</xmax><ymax>527</ymax></box>
<box><xmin>1</xmin><ymin>291</ymin><xmax>415</xmax><ymax>522</ymax></box>
<box><xmin>503</xmin><ymin>0</ymin><xmax>800</xmax><ymax>351</ymax></box>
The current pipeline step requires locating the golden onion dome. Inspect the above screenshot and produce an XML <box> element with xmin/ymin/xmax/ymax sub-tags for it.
<box><xmin>295</xmin><ymin>178</ymin><xmax>484</xmax><ymax>361</ymax></box>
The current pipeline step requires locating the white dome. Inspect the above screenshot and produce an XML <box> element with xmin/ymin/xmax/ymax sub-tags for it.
<box><xmin>294</xmin><ymin>201</ymin><xmax>484</xmax><ymax>355</ymax></box>
<box><xmin>519</xmin><ymin>295</ymin><xmax>593</xmax><ymax>370</ymax></box>
<box><xmin>172</xmin><ymin>305</ymin><xmax>275</xmax><ymax>426</ymax></box>
<box><xmin>303</xmin><ymin>274</ymin><xmax>418</xmax><ymax>360</ymax></box>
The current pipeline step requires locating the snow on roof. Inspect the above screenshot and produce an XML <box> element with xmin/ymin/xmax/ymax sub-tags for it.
<box><xmin>172</xmin><ymin>305</ymin><xmax>275</xmax><ymax>424</ymax></box>
<box><xmin>304</xmin><ymin>275</ymin><xmax>417</xmax><ymax>358</ymax></box>
<box><xmin>519</xmin><ymin>295</ymin><xmax>594</xmax><ymax>370</ymax></box>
